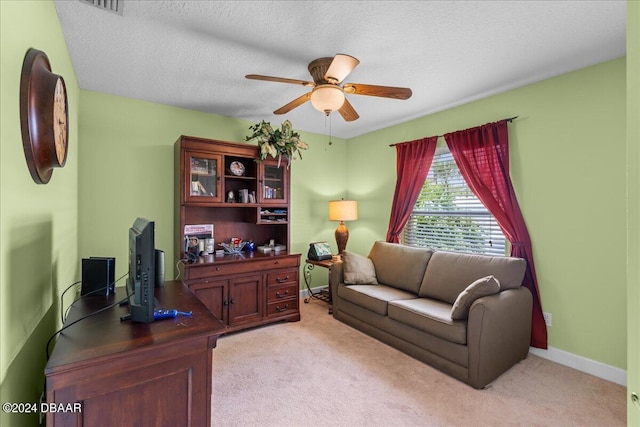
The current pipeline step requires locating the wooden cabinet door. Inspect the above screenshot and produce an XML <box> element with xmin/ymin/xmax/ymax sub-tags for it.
<box><xmin>185</xmin><ymin>150</ymin><xmax>222</xmax><ymax>204</ymax></box>
<box><xmin>190</xmin><ymin>280</ymin><xmax>228</xmax><ymax>324</ymax></box>
<box><xmin>257</xmin><ymin>159</ymin><xmax>289</xmax><ymax>204</ymax></box>
<box><xmin>228</xmin><ymin>274</ymin><xmax>263</xmax><ymax>326</ymax></box>
<box><xmin>49</xmin><ymin>353</ymin><xmax>208</xmax><ymax>427</ymax></box>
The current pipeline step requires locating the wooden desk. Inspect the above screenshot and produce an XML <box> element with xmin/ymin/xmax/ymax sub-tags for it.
<box><xmin>45</xmin><ymin>280</ymin><xmax>225</xmax><ymax>427</ymax></box>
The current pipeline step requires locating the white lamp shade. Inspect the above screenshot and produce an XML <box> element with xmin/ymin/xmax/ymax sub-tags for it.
<box><xmin>325</xmin><ymin>54</ymin><xmax>360</xmax><ymax>83</ymax></box>
<box><xmin>329</xmin><ymin>199</ymin><xmax>358</xmax><ymax>222</ymax></box>
<box><xmin>310</xmin><ymin>85</ymin><xmax>345</xmax><ymax>113</ymax></box>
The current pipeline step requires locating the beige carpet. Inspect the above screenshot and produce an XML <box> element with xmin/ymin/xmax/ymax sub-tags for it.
<box><xmin>211</xmin><ymin>299</ymin><xmax>625</xmax><ymax>427</ymax></box>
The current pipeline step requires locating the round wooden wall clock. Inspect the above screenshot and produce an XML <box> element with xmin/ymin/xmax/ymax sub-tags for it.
<box><xmin>20</xmin><ymin>48</ymin><xmax>69</xmax><ymax>184</ymax></box>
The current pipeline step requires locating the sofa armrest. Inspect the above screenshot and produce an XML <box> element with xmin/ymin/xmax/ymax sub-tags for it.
<box><xmin>329</xmin><ymin>260</ymin><xmax>344</xmax><ymax>306</ymax></box>
<box><xmin>467</xmin><ymin>287</ymin><xmax>532</xmax><ymax>389</ymax></box>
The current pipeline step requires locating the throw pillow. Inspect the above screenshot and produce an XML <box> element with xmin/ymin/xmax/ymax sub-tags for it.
<box><xmin>343</xmin><ymin>251</ymin><xmax>378</xmax><ymax>285</ymax></box>
<box><xmin>450</xmin><ymin>275</ymin><xmax>500</xmax><ymax>320</ymax></box>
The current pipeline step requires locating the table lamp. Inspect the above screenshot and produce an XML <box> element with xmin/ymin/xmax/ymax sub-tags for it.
<box><xmin>328</xmin><ymin>199</ymin><xmax>358</xmax><ymax>254</ymax></box>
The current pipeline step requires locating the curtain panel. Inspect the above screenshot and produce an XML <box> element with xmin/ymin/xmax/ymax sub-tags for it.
<box><xmin>444</xmin><ymin>120</ymin><xmax>547</xmax><ymax>349</ymax></box>
<box><xmin>386</xmin><ymin>136</ymin><xmax>438</xmax><ymax>243</ymax></box>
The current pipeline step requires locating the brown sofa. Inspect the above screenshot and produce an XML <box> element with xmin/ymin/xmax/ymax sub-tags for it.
<box><xmin>329</xmin><ymin>241</ymin><xmax>532</xmax><ymax>389</ymax></box>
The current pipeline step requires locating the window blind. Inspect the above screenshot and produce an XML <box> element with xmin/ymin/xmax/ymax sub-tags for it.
<box><xmin>402</xmin><ymin>151</ymin><xmax>506</xmax><ymax>256</ymax></box>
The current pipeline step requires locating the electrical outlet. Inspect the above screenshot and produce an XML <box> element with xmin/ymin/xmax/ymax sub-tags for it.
<box><xmin>543</xmin><ymin>311</ymin><xmax>552</xmax><ymax>326</ymax></box>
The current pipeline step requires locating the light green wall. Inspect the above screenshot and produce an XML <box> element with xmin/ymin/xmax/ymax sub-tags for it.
<box><xmin>1</xmin><ymin>2</ymin><xmax>637</xmax><ymax>424</ymax></box>
<box><xmin>627</xmin><ymin>1</ymin><xmax>640</xmax><ymax>423</ymax></box>
<box><xmin>78</xmin><ymin>90</ymin><xmax>348</xmax><ymax>281</ymax></box>
<box><xmin>0</xmin><ymin>1</ymin><xmax>80</xmax><ymax>426</ymax></box>
<box><xmin>346</xmin><ymin>58</ymin><xmax>627</xmax><ymax>369</ymax></box>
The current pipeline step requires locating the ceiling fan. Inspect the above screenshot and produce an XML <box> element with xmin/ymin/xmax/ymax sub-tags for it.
<box><xmin>245</xmin><ymin>54</ymin><xmax>412</xmax><ymax>122</ymax></box>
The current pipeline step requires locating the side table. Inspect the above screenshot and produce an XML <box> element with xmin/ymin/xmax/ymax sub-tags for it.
<box><xmin>303</xmin><ymin>258</ymin><xmax>335</xmax><ymax>314</ymax></box>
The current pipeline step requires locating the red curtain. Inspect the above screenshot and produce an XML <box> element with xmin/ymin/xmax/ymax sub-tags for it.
<box><xmin>386</xmin><ymin>136</ymin><xmax>438</xmax><ymax>243</ymax></box>
<box><xmin>444</xmin><ymin>120</ymin><xmax>547</xmax><ymax>349</ymax></box>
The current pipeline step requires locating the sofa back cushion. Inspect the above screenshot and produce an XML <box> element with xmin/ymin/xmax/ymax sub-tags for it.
<box><xmin>418</xmin><ymin>251</ymin><xmax>526</xmax><ymax>304</ymax></box>
<box><xmin>368</xmin><ymin>241</ymin><xmax>434</xmax><ymax>294</ymax></box>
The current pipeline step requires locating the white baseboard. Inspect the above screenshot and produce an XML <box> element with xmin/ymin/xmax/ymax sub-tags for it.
<box><xmin>300</xmin><ymin>286</ymin><xmax>327</xmax><ymax>299</ymax></box>
<box><xmin>529</xmin><ymin>346</ymin><xmax>627</xmax><ymax>386</ymax></box>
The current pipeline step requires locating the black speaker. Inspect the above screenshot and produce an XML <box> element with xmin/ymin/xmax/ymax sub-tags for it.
<box><xmin>155</xmin><ymin>249</ymin><xmax>165</xmax><ymax>287</ymax></box>
<box><xmin>81</xmin><ymin>257</ymin><xmax>115</xmax><ymax>296</ymax></box>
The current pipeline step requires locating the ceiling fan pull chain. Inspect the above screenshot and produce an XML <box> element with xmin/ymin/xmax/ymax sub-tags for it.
<box><xmin>324</xmin><ymin>114</ymin><xmax>328</xmax><ymax>149</ymax></box>
<box><xmin>323</xmin><ymin>113</ymin><xmax>333</xmax><ymax>149</ymax></box>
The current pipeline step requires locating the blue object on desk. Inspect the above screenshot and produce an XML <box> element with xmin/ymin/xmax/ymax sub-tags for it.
<box><xmin>153</xmin><ymin>309</ymin><xmax>193</xmax><ymax>320</ymax></box>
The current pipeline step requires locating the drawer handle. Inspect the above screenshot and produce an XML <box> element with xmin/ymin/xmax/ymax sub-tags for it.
<box><xmin>275</xmin><ymin>290</ymin><xmax>289</xmax><ymax>298</ymax></box>
<box><xmin>276</xmin><ymin>275</ymin><xmax>290</xmax><ymax>283</ymax></box>
<box><xmin>274</xmin><ymin>261</ymin><xmax>280</xmax><ymax>265</ymax></box>
<box><xmin>215</xmin><ymin>267</ymin><xmax>221</xmax><ymax>271</ymax></box>
<box><xmin>229</xmin><ymin>297</ymin><xmax>235</xmax><ymax>305</ymax></box>
<box><xmin>275</xmin><ymin>304</ymin><xmax>289</xmax><ymax>312</ymax></box>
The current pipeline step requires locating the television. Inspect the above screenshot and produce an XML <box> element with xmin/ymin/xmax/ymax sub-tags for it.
<box><xmin>125</xmin><ymin>217</ymin><xmax>156</xmax><ymax>323</ymax></box>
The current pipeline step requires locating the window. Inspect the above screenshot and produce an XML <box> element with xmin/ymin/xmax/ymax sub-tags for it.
<box><xmin>402</xmin><ymin>148</ymin><xmax>506</xmax><ymax>256</ymax></box>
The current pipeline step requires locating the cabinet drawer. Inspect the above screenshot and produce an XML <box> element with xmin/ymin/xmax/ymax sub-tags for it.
<box><xmin>186</xmin><ymin>263</ymin><xmax>249</xmax><ymax>280</ymax></box>
<box><xmin>185</xmin><ymin>257</ymin><xmax>299</xmax><ymax>280</ymax></box>
<box><xmin>266</xmin><ymin>269</ymin><xmax>298</xmax><ymax>286</ymax></box>
<box><xmin>266</xmin><ymin>299</ymin><xmax>298</xmax><ymax>317</ymax></box>
<box><xmin>263</xmin><ymin>256</ymin><xmax>299</xmax><ymax>270</ymax></box>
<box><xmin>267</xmin><ymin>283</ymin><xmax>298</xmax><ymax>302</ymax></box>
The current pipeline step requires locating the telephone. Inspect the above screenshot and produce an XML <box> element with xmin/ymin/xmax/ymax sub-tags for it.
<box><xmin>308</xmin><ymin>242</ymin><xmax>333</xmax><ymax>261</ymax></box>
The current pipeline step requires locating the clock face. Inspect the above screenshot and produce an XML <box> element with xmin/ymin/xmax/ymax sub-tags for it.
<box><xmin>53</xmin><ymin>78</ymin><xmax>68</xmax><ymax>166</ymax></box>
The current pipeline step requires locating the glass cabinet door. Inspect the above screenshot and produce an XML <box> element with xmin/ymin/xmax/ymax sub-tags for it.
<box><xmin>185</xmin><ymin>151</ymin><xmax>222</xmax><ymax>203</ymax></box>
<box><xmin>258</xmin><ymin>160</ymin><xmax>288</xmax><ymax>204</ymax></box>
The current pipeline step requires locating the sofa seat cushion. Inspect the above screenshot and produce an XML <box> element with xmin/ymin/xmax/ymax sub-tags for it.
<box><xmin>388</xmin><ymin>298</ymin><xmax>467</xmax><ymax>345</ymax></box>
<box><xmin>337</xmin><ymin>284</ymin><xmax>417</xmax><ymax>316</ymax></box>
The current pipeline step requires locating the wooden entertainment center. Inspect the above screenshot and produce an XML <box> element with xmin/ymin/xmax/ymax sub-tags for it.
<box><xmin>174</xmin><ymin>136</ymin><xmax>301</xmax><ymax>333</ymax></box>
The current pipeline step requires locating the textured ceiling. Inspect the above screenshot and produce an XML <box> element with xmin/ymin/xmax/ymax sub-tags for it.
<box><xmin>53</xmin><ymin>1</ymin><xmax>626</xmax><ymax>139</ymax></box>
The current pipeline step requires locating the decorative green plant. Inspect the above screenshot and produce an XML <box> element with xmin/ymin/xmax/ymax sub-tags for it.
<box><xmin>245</xmin><ymin>120</ymin><xmax>308</xmax><ymax>167</ymax></box>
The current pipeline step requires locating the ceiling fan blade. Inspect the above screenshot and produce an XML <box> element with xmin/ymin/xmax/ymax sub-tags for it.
<box><xmin>324</xmin><ymin>54</ymin><xmax>360</xmax><ymax>84</ymax></box>
<box><xmin>273</xmin><ymin>92</ymin><xmax>312</xmax><ymax>115</ymax></box>
<box><xmin>343</xmin><ymin>83</ymin><xmax>412</xmax><ymax>100</ymax></box>
<box><xmin>338</xmin><ymin>98</ymin><xmax>359</xmax><ymax>122</ymax></box>
<box><xmin>245</xmin><ymin>74</ymin><xmax>314</xmax><ymax>87</ymax></box>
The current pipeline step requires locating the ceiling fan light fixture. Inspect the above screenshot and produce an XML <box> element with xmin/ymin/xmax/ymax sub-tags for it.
<box><xmin>310</xmin><ymin>84</ymin><xmax>345</xmax><ymax>114</ymax></box>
